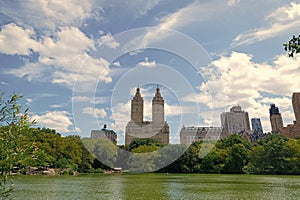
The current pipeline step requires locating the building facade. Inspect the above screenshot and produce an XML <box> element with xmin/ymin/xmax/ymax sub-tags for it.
<box><xmin>269</xmin><ymin>104</ymin><xmax>283</xmax><ymax>133</ymax></box>
<box><xmin>180</xmin><ymin>126</ymin><xmax>222</xmax><ymax>146</ymax></box>
<box><xmin>281</xmin><ymin>92</ymin><xmax>300</xmax><ymax>138</ymax></box>
<box><xmin>125</xmin><ymin>87</ymin><xmax>169</xmax><ymax>145</ymax></box>
<box><xmin>220</xmin><ymin>105</ymin><xmax>251</xmax><ymax>136</ymax></box>
<box><xmin>91</xmin><ymin>125</ymin><xmax>117</xmax><ymax>144</ymax></box>
<box><xmin>251</xmin><ymin>118</ymin><xmax>263</xmax><ymax>135</ymax></box>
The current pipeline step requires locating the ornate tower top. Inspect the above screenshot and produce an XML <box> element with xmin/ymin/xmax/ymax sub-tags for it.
<box><xmin>133</xmin><ymin>87</ymin><xmax>143</xmax><ymax>101</ymax></box>
<box><xmin>152</xmin><ymin>87</ymin><xmax>163</xmax><ymax>103</ymax></box>
<box><xmin>131</xmin><ymin>87</ymin><xmax>144</xmax><ymax>124</ymax></box>
<box><xmin>152</xmin><ymin>87</ymin><xmax>164</xmax><ymax>124</ymax></box>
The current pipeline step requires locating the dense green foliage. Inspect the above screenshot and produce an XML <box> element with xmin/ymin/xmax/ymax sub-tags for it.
<box><xmin>156</xmin><ymin>134</ymin><xmax>300</xmax><ymax>174</ymax></box>
<box><xmin>1</xmin><ymin>94</ymin><xmax>300</xmax><ymax>176</ymax></box>
<box><xmin>0</xmin><ymin>94</ymin><xmax>36</xmax><ymax>199</ymax></box>
<box><xmin>284</xmin><ymin>34</ymin><xmax>300</xmax><ymax>57</ymax></box>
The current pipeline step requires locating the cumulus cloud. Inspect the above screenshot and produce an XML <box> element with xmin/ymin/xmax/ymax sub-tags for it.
<box><xmin>0</xmin><ymin>23</ymin><xmax>38</xmax><ymax>55</ymax></box>
<box><xmin>2</xmin><ymin>23</ymin><xmax>111</xmax><ymax>90</ymax></box>
<box><xmin>189</xmin><ymin>51</ymin><xmax>300</xmax><ymax>131</ymax></box>
<box><xmin>82</xmin><ymin>107</ymin><xmax>107</xmax><ymax>118</ymax></box>
<box><xmin>97</xmin><ymin>33</ymin><xmax>119</xmax><ymax>49</ymax></box>
<box><xmin>0</xmin><ymin>0</ymin><xmax>92</xmax><ymax>31</ymax></box>
<box><xmin>232</xmin><ymin>2</ymin><xmax>300</xmax><ymax>47</ymax></box>
<box><xmin>137</xmin><ymin>57</ymin><xmax>157</xmax><ymax>68</ymax></box>
<box><xmin>227</xmin><ymin>0</ymin><xmax>240</xmax><ymax>7</ymax></box>
<box><xmin>112</xmin><ymin>61</ymin><xmax>121</xmax><ymax>67</ymax></box>
<box><xmin>32</xmin><ymin>111</ymin><xmax>74</xmax><ymax>133</ymax></box>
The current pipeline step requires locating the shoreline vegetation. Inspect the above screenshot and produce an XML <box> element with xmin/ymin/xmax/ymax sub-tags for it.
<box><xmin>1</xmin><ymin>93</ymin><xmax>300</xmax><ymax>200</ymax></box>
<box><xmin>1</xmin><ymin>94</ymin><xmax>300</xmax><ymax>179</ymax></box>
<box><xmin>4</xmin><ymin>128</ymin><xmax>300</xmax><ymax>176</ymax></box>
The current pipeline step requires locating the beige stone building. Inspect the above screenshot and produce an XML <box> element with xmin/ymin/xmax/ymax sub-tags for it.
<box><xmin>91</xmin><ymin>125</ymin><xmax>117</xmax><ymax>144</ymax></box>
<box><xmin>125</xmin><ymin>87</ymin><xmax>169</xmax><ymax>145</ymax></box>
<box><xmin>269</xmin><ymin>104</ymin><xmax>284</xmax><ymax>133</ymax></box>
<box><xmin>281</xmin><ymin>92</ymin><xmax>300</xmax><ymax>138</ymax></box>
<box><xmin>180</xmin><ymin>126</ymin><xmax>222</xmax><ymax>146</ymax></box>
<box><xmin>220</xmin><ymin>105</ymin><xmax>251</xmax><ymax>136</ymax></box>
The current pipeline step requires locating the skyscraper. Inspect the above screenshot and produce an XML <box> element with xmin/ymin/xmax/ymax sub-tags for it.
<box><xmin>269</xmin><ymin>104</ymin><xmax>283</xmax><ymax>133</ymax></box>
<box><xmin>220</xmin><ymin>105</ymin><xmax>251</xmax><ymax>136</ymax></box>
<box><xmin>281</xmin><ymin>92</ymin><xmax>300</xmax><ymax>138</ymax></box>
<box><xmin>251</xmin><ymin>118</ymin><xmax>263</xmax><ymax>135</ymax></box>
<box><xmin>292</xmin><ymin>92</ymin><xmax>300</xmax><ymax>124</ymax></box>
<box><xmin>125</xmin><ymin>87</ymin><xmax>169</xmax><ymax>145</ymax></box>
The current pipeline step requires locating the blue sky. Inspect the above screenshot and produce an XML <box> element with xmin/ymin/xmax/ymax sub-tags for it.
<box><xmin>1</xmin><ymin>0</ymin><xmax>300</xmax><ymax>144</ymax></box>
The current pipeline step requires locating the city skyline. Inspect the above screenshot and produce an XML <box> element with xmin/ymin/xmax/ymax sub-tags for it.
<box><xmin>1</xmin><ymin>1</ymin><xmax>300</xmax><ymax>144</ymax></box>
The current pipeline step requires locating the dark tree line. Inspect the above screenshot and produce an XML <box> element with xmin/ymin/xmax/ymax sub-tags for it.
<box><xmin>123</xmin><ymin>134</ymin><xmax>300</xmax><ymax>175</ymax></box>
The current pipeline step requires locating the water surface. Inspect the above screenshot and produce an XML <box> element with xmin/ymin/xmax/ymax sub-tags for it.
<box><xmin>14</xmin><ymin>174</ymin><xmax>300</xmax><ymax>199</ymax></box>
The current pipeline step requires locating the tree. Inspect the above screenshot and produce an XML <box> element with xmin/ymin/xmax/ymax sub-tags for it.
<box><xmin>200</xmin><ymin>147</ymin><xmax>228</xmax><ymax>173</ymax></box>
<box><xmin>0</xmin><ymin>94</ymin><xmax>35</xmax><ymax>199</ymax></box>
<box><xmin>82</xmin><ymin>138</ymin><xmax>118</xmax><ymax>169</ymax></box>
<box><xmin>247</xmin><ymin>134</ymin><xmax>290</xmax><ymax>174</ymax></box>
<box><xmin>223</xmin><ymin>143</ymin><xmax>249</xmax><ymax>174</ymax></box>
<box><xmin>128</xmin><ymin>138</ymin><xmax>164</xmax><ymax>151</ymax></box>
<box><xmin>284</xmin><ymin>35</ymin><xmax>300</xmax><ymax>57</ymax></box>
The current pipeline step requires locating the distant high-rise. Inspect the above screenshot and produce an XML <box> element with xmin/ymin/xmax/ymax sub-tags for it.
<box><xmin>125</xmin><ymin>87</ymin><xmax>169</xmax><ymax>145</ymax></box>
<box><xmin>220</xmin><ymin>105</ymin><xmax>251</xmax><ymax>136</ymax></box>
<box><xmin>292</xmin><ymin>93</ymin><xmax>300</xmax><ymax>123</ymax></box>
<box><xmin>91</xmin><ymin>125</ymin><xmax>117</xmax><ymax>144</ymax></box>
<box><xmin>251</xmin><ymin>118</ymin><xmax>263</xmax><ymax>135</ymax></box>
<box><xmin>281</xmin><ymin>92</ymin><xmax>300</xmax><ymax>138</ymax></box>
<box><xmin>269</xmin><ymin>104</ymin><xmax>283</xmax><ymax>133</ymax></box>
<box><xmin>180</xmin><ymin>126</ymin><xmax>222</xmax><ymax>145</ymax></box>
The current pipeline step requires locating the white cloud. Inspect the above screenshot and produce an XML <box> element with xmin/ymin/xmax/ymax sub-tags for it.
<box><xmin>190</xmin><ymin>51</ymin><xmax>300</xmax><ymax>132</ymax></box>
<box><xmin>0</xmin><ymin>0</ymin><xmax>92</xmax><ymax>31</ymax></box>
<box><xmin>72</xmin><ymin>96</ymin><xmax>108</xmax><ymax>104</ymax></box>
<box><xmin>82</xmin><ymin>107</ymin><xmax>107</xmax><ymax>118</ymax></box>
<box><xmin>32</xmin><ymin>111</ymin><xmax>73</xmax><ymax>133</ymax></box>
<box><xmin>2</xmin><ymin>23</ymin><xmax>112</xmax><ymax>90</ymax></box>
<box><xmin>227</xmin><ymin>0</ymin><xmax>240</xmax><ymax>7</ymax></box>
<box><xmin>0</xmin><ymin>23</ymin><xmax>38</xmax><ymax>55</ymax></box>
<box><xmin>267</xmin><ymin>2</ymin><xmax>300</xmax><ymax>21</ymax></box>
<box><xmin>165</xmin><ymin>104</ymin><xmax>182</xmax><ymax>116</ymax></box>
<box><xmin>131</xmin><ymin>0</ymin><xmax>160</xmax><ymax>17</ymax></box>
<box><xmin>137</xmin><ymin>57</ymin><xmax>157</xmax><ymax>68</ymax></box>
<box><xmin>112</xmin><ymin>61</ymin><xmax>121</xmax><ymax>67</ymax></box>
<box><xmin>0</xmin><ymin>81</ymin><xmax>8</xmax><ymax>85</ymax></box>
<box><xmin>5</xmin><ymin>62</ymin><xmax>48</xmax><ymax>82</ymax></box>
<box><xmin>26</xmin><ymin>98</ymin><xmax>33</xmax><ymax>103</ymax></box>
<box><xmin>97</xmin><ymin>33</ymin><xmax>119</xmax><ymax>49</ymax></box>
<box><xmin>110</xmin><ymin>101</ymin><xmax>131</xmax><ymax>132</ymax></box>
<box><xmin>232</xmin><ymin>2</ymin><xmax>300</xmax><ymax>47</ymax></box>
<box><xmin>50</xmin><ymin>104</ymin><xmax>64</xmax><ymax>109</ymax></box>
<box><xmin>72</xmin><ymin>96</ymin><xmax>92</xmax><ymax>102</ymax></box>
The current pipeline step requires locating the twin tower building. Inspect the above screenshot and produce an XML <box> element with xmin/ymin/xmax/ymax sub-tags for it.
<box><xmin>125</xmin><ymin>87</ymin><xmax>170</xmax><ymax>145</ymax></box>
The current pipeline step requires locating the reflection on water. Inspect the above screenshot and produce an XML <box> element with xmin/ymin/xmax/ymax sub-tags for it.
<box><xmin>14</xmin><ymin>174</ymin><xmax>300</xmax><ymax>200</ymax></box>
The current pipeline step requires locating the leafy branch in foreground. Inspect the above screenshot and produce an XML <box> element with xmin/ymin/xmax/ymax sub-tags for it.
<box><xmin>0</xmin><ymin>94</ymin><xmax>35</xmax><ymax>199</ymax></box>
<box><xmin>284</xmin><ymin>35</ymin><xmax>300</xmax><ymax>57</ymax></box>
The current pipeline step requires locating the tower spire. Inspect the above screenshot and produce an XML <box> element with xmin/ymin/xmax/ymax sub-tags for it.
<box><xmin>131</xmin><ymin>87</ymin><xmax>144</xmax><ymax>124</ymax></box>
<box><xmin>152</xmin><ymin>86</ymin><xmax>164</xmax><ymax>124</ymax></box>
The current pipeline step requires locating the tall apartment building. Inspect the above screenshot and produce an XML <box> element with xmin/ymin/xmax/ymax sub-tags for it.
<box><xmin>221</xmin><ymin>105</ymin><xmax>251</xmax><ymax>136</ymax></box>
<box><xmin>292</xmin><ymin>92</ymin><xmax>300</xmax><ymax>123</ymax></box>
<box><xmin>281</xmin><ymin>92</ymin><xmax>300</xmax><ymax>138</ymax></box>
<box><xmin>180</xmin><ymin>126</ymin><xmax>222</xmax><ymax>146</ymax></box>
<box><xmin>251</xmin><ymin>118</ymin><xmax>263</xmax><ymax>135</ymax></box>
<box><xmin>91</xmin><ymin>125</ymin><xmax>117</xmax><ymax>144</ymax></box>
<box><xmin>125</xmin><ymin>87</ymin><xmax>169</xmax><ymax>145</ymax></box>
<box><xmin>269</xmin><ymin>104</ymin><xmax>283</xmax><ymax>133</ymax></box>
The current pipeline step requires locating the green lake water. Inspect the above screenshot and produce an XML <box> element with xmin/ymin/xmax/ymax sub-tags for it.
<box><xmin>13</xmin><ymin>174</ymin><xmax>300</xmax><ymax>200</ymax></box>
